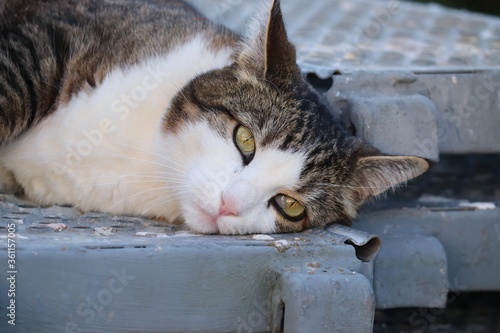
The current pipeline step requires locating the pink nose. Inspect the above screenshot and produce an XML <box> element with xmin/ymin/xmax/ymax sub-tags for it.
<box><xmin>218</xmin><ymin>195</ymin><xmax>240</xmax><ymax>217</ymax></box>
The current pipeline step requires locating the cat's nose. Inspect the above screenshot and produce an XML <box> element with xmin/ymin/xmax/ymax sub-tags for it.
<box><xmin>218</xmin><ymin>180</ymin><xmax>256</xmax><ymax>217</ymax></box>
<box><xmin>218</xmin><ymin>196</ymin><xmax>240</xmax><ymax>217</ymax></box>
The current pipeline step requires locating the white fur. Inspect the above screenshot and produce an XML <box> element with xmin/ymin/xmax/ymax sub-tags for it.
<box><xmin>0</xmin><ymin>32</ymin><xmax>307</xmax><ymax>235</ymax></box>
<box><xmin>161</xmin><ymin>121</ymin><xmax>306</xmax><ymax>234</ymax></box>
<box><xmin>0</xmin><ymin>34</ymin><xmax>233</xmax><ymax>221</ymax></box>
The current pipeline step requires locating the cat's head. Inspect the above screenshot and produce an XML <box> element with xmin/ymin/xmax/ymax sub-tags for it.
<box><xmin>161</xmin><ymin>0</ymin><xmax>428</xmax><ymax>234</ymax></box>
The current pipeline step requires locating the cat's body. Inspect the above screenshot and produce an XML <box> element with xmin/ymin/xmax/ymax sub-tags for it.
<box><xmin>0</xmin><ymin>0</ymin><xmax>428</xmax><ymax>234</ymax></box>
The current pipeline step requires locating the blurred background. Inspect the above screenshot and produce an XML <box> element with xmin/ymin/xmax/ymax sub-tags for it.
<box><xmin>413</xmin><ymin>0</ymin><xmax>500</xmax><ymax>16</ymax></box>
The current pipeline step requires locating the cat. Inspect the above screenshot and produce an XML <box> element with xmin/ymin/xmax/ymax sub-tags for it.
<box><xmin>0</xmin><ymin>0</ymin><xmax>429</xmax><ymax>235</ymax></box>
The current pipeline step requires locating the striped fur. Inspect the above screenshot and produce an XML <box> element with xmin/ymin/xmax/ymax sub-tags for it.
<box><xmin>0</xmin><ymin>0</ymin><xmax>428</xmax><ymax>234</ymax></box>
<box><xmin>0</xmin><ymin>0</ymin><xmax>237</xmax><ymax>143</ymax></box>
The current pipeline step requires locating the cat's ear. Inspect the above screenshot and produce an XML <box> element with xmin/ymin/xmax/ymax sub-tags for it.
<box><xmin>352</xmin><ymin>156</ymin><xmax>429</xmax><ymax>202</ymax></box>
<box><xmin>263</xmin><ymin>0</ymin><xmax>298</xmax><ymax>77</ymax></box>
<box><xmin>237</xmin><ymin>0</ymin><xmax>299</xmax><ymax>79</ymax></box>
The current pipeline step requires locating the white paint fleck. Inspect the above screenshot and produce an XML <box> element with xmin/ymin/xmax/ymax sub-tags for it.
<box><xmin>273</xmin><ymin>239</ymin><xmax>291</xmax><ymax>252</ymax></box>
<box><xmin>480</xmin><ymin>30</ymin><xmax>492</xmax><ymax>39</ymax></box>
<box><xmin>459</xmin><ymin>202</ymin><xmax>496</xmax><ymax>210</ymax></box>
<box><xmin>93</xmin><ymin>227</ymin><xmax>113</xmax><ymax>236</ymax></box>
<box><xmin>135</xmin><ymin>232</ymin><xmax>170</xmax><ymax>238</ymax></box>
<box><xmin>45</xmin><ymin>223</ymin><xmax>67</xmax><ymax>232</ymax></box>
<box><xmin>418</xmin><ymin>194</ymin><xmax>456</xmax><ymax>203</ymax></box>
<box><xmin>252</xmin><ymin>234</ymin><xmax>275</xmax><ymax>241</ymax></box>
<box><xmin>451</xmin><ymin>75</ymin><xmax>457</xmax><ymax>84</ymax></box>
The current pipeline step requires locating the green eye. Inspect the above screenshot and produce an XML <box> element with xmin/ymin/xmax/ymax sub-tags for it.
<box><xmin>272</xmin><ymin>194</ymin><xmax>306</xmax><ymax>221</ymax></box>
<box><xmin>234</xmin><ymin>125</ymin><xmax>255</xmax><ymax>164</ymax></box>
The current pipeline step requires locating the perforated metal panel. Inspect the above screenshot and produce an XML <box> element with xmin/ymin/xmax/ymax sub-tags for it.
<box><xmin>1</xmin><ymin>1</ymin><xmax>500</xmax><ymax>332</ymax></box>
<box><xmin>188</xmin><ymin>0</ymin><xmax>500</xmax><ymax>75</ymax></box>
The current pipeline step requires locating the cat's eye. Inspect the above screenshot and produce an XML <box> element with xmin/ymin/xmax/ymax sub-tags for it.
<box><xmin>272</xmin><ymin>194</ymin><xmax>306</xmax><ymax>222</ymax></box>
<box><xmin>233</xmin><ymin>125</ymin><xmax>255</xmax><ymax>164</ymax></box>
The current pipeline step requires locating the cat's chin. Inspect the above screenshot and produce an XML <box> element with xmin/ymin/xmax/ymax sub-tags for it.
<box><xmin>185</xmin><ymin>216</ymin><xmax>219</xmax><ymax>235</ymax></box>
<box><xmin>185</xmin><ymin>212</ymin><xmax>242</xmax><ymax>235</ymax></box>
<box><xmin>183</xmin><ymin>208</ymin><xmax>257</xmax><ymax>235</ymax></box>
<box><xmin>194</xmin><ymin>205</ymin><xmax>221</xmax><ymax>234</ymax></box>
<box><xmin>186</xmin><ymin>211</ymin><xmax>276</xmax><ymax>235</ymax></box>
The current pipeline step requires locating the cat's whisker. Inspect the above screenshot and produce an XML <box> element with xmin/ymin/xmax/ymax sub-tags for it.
<box><xmin>91</xmin><ymin>147</ymin><xmax>187</xmax><ymax>175</ymax></box>
<box><xmin>170</xmin><ymin>81</ymin><xmax>191</xmax><ymax>105</ymax></box>
<box><xmin>75</xmin><ymin>173</ymin><xmax>186</xmax><ymax>184</ymax></box>
<box><xmin>108</xmin><ymin>185</ymin><xmax>186</xmax><ymax>211</ymax></box>
<box><xmin>78</xmin><ymin>180</ymin><xmax>189</xmax><ymax>188</ymax></box>
<box><xmin>263</xmin><ymin>78</ymin><xmax>282</xmax><ymax>95</ymax></box>
<box><xmin>144</xmin><ymin>192</ymin><xmax>191</xmax><ymax>211</ymax></box>
<box><xmin>314</xmin><ymin>183</ymin><xmax>405</xmax><ymax>189</ymax></box>
<box><xmin>105</xmin><ymin>140</ymin><xmax>187</xmax><ymax>167</ymax></box>
<box><xmin>298</xmin><ymin>97</ymin><xmax>318</xmax><ymax>105</ymax></box>
<box><xmin>147</xmin><ymin>198</ymin><xmax>186</xmax><ymax>212</ymax></box>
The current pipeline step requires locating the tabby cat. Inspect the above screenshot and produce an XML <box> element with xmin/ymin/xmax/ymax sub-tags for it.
<box><xmin>0</xmin><ymin>0</ymin><xmax>428</xmax><ymax>234</ymax></box>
